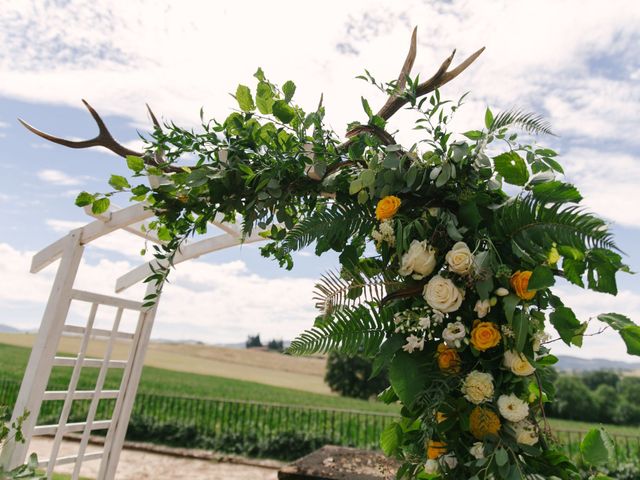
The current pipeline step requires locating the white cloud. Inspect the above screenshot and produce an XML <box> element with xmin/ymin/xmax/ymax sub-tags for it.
<box><xmin>37</xmin><ymin>169</ymin><xmax>83</xmax><ymax>186</ymax></box>
<box><xmin>561</xmin><ymin>148</ymin><xmax>640</xmax><ymax>228</ymax></box>
<box><xmin>0</xmin><ymin>242</ymin><xmax>317</xmax><ymax>344</ymax></box>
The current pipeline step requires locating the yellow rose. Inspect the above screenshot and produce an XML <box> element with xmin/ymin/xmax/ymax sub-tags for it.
<box><xmin>469</xmin><ymin>406</ymin><xmax>501</xmax><ymax>440</ymax></box>
<box><xmin>470</xmin><ymin>321</ymin><xmax>501</xmax><ymax>352</ymax></box>
<box><xmin>510</xmin><ymin>270</ymin><xmax>537</xmax><ymax>300</ymax></box>
<box><xmin>437</xmin><ymin>343</ymin><xmax>461</xmax><ymax>374</ymax></box>
<box><xmin>426</xmin><ymin>440</ymin><xmax>447</xmax><ymax>460</ymax></box>
<box><xmin>375</xmin><ymin>195</ymin><xmax>401</xmax><ymax>220</ymax></box>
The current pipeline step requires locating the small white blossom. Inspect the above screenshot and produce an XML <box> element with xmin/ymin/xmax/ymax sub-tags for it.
<box><xmin>372</xmin><ymin>219</ymin><xmax>396</xmax><ymax>247</ymax></box>
<box><xmin>441</xmin><ymin>453</ymin><xmax>458</xmax><ymax>470</ymax></box>
<box><xmin>474</xmin><ymin>299</ymin><xmax>491</xmax><ymax>318</ymax></box>
<box><xmin>402</xmin><ymin>334</ymin><xmax>425</xmax><ymax>353</ymax></box>
<box><xmin>442</xmin><ymin>321</ymin><xmax>466</xmax><ymax>348</ymax></box>
<box><xmin>495</xmin><ymin>287</ymin><xmax>509</xmax><ymax>297</ymax></box>
<box><xmin>532</xmin><ymin>330</ymin><xmax>551</xmax><ymax>352</ymax></box>
<box><xmin>418</xmin><ymin>317</ymin><xmax>431</xmax><ymax>329</ymax></box>
<box><xmin>424</xmin><ymin>459</ymin><xmax>440</xmax><ymax>474</ymax></box>
<box><xmin>470</xmin><ymin>442</ymin><xmax>485</xmax><ymax>459</ymax></box>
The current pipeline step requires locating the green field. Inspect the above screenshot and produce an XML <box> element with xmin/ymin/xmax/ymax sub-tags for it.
<box><xmin>0</xmin><ymin>342</ymin><xmax>397</xmax><ymax>413</ymax></box>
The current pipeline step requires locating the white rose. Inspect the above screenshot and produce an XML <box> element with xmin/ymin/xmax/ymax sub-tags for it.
<box><xmin>497</xmin><ymin>394</ymin><xmax>529</xmax><ymax>422</ymax></box>
<box><xmin>461</xmin><ymin>370</ymin><xmax>494</xmax><ymax>404</ymax></box>
<box><xmin>398</xmin><ymin>240</ymin><xmax>437</xmax><ymax>280</ymax></box>
<box><xmin>512</xmin><ymin>420</ymin><xmax>539</xmax><ymax>446</ymax></box>
<box><xmin>423</xmin><ymin>275</ymin><xmax>464</xmax><ymax>313</ymax></box>
<box><xmin>445</xmin><ymin>241</ymin><xmax>474</xmax><ymax>275</ymax></box>
<box><xmin>469</xmin><ymin>442</ymin><xmax>485</xmax><ymax>459</ymax></box>
<box><xmin>442</xmin><ymin>321</ymin><xmax>466</xmax><ymax>348</ymax></box>
<box><xmin>503</xmin><ymin>350</ymin><xmax>536</xmax><ymax>377</ymax></box>
<box><xmin>424</xmin><ymin>459</ymin><xmax>440</xmax><ymax>474</ymax></box>
<box><xmin>474</xmin><ymin>299</ymin><xmax>491</xmax><ymax>318</ymax></box>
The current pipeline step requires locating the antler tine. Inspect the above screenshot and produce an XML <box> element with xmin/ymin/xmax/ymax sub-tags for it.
<box><xmin>376</xmin><ymin>41</ymin><xmax>485</xmax><ymax>121</ymax></box>
<box><xmin>146</xmin><ymin>103</ymin><xmax>162</xmax><ymax>130</ymax></box>
<box><xmin>376</xmin><ymin>26</ymin><xmax>418</xmax><ymax>120</ymax></box>
<box><xmin>18</xmin><ymin>99</ymin><xmax>144</xmax><ymax>158</ymax></box>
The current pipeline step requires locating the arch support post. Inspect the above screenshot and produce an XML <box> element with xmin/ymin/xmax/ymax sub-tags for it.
<box><xmin>0</xmin><ymin>230</ymin><xmax>84</xmax><ymax>470</ymax></box>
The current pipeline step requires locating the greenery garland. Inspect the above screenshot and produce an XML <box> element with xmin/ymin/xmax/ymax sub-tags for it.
<box><xmin>76</xmin><ymin>37</ymin><xmax>640</xmax><ymax>480</ymax></box>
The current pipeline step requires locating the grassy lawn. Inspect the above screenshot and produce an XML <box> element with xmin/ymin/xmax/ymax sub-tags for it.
<box><xmin>548</xmin><ymin>418</ymin><xmax>640</xmax><ymax>436</ymax></box>
<box><xmin>0</xmin><ymin>342</ymin><xmax>397</xmax><ymax>413</ymax></box>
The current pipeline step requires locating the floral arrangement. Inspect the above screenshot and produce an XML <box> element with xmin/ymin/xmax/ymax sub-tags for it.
<box><xmin>74</xmin><ymin>30</ymin><xmax>639</xmax><ymax>479</ymax></box>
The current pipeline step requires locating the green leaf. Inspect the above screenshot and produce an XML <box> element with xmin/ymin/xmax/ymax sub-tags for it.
<box><xmin>485</xmin><ymin>107</ymin><xmax>494</xmax><ymax>129</ymax></box>
<box><xmin>562</xmin><ymin>257</ymin><xmax>586</xmax><ymax>287</ymax></box>
<box><xmin>108</xmin><ymin>174</ymin><xmax>131</xmax><ymax>191</ymax></box>
<box><xmin>75</xmin><ymin>191</ymin><xmax>95</xmax><ymax>207</ymax></box>
<box><xmin>126</xmin><ymin>155</ymin><xmax>145</xmax><ymax>173</ymax></box>
<box><xmin>380</xmin><ymin>422</ymin><xmax>402</xmax><ymax>456</ymax></box>
<box><xmin>272</xmin><ymin>100</ymin><xmax>295</xmax><ymax>123</ymax></box>
<box><xmin>458</xmin><ymin>202</ymin><xmax>482</xmax><ymax>230</ymax></box>
<box><xmin>282</xmin><ymin>80</ymin><xmax>296</xmax><ymax>103</ymax></box>
<box><xmin>235</xmin><ymin>84</ymin><xmax>255</xmax><ymax>112</ymax></box>
<box><xmin>532</xmin><ymin>181</ymin><xmax>582</xmax><ymax>204</ymax></box>
<box><xmin>463</xmin><ymin>130</ymin><xmax>484</xmax><ymax>140</ymax></box>
<box><xmin>389</xmin><ymin>351</ymin><xmax>428</xmax><ymax>406</ymax></box>
<box><xmin>528</xmin><ymin>265</ymin><xmax>555</xmax><ymax>289</ymax></box>
<box><xmin>91</xmin><ymin>197</ymin><xmax>110</xmax><ymax>215</ymax></box>
<box><xmin>371</xmin><ymin>334</ymin><xmax>405</xmax><ymax>379</ymax></box>
<box><xmin>360</xmin><ymin>169</ymin><xmax>376</xmax><ymax>188</ymax></box>
<box><xmin>580</xmin><ymin>427</ymin><xmax>615</xmax><ymax>466</ymax></box>
<box><xmin>361</xmin><ymin>97</ymin><xmax>373</xmax><ymax>118</ymax></box>
<box><xmin>495</xmin><ymin>447</ymin><xmax>508</xmax><ymax>466</ymax></box>
<box><xmin>550</xmin><ymin>306</ymin><xmax>582</xmax><ymax>345</ymax></box>
<box><xmin>503</xmin><ymin>294</ymin><xmax>520</xmax><ymax>324</ymax></box>
<box><xmin>620</xmin><ymin>326</ymin><xmax>640</xmax><ymax>356</ymax></box>
<box><xmin>597</xmin><ymin>312</ymin><xmax>634</xmax><ymax>330</ymax></box>
<box><xmin>253</xmin><ymin>67</ymin><xmax>265</xmax><ymax>81</ymax></box>
<box><xmin>256</xmin><ymin>82</ymin><xmax>275</xmax><ymax>114</ymax></box>
<box><xmin>494</xmin><ymin>151</ymin><xmax>529</xmax><ymax>186</ymax></box>
<box><xmin>513</xmin><ymin>310</ymin><xmax>529</xmax><ymax>352</ymax></box>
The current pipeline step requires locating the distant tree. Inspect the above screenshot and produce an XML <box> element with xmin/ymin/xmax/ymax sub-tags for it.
<box><xmin>550</xmin><ymin>376</ymin><xmax>597</xmax><ymax>422</ymax></box>
<box><xmin>618</xmin><ymin>377</ymin><xmax>640</xmax><ymax>403</ymax></box>
<box><xmin>246</xmin><ymin>334</ymin><xmax>262</xmax><ymax>348</ymax></box>
<box><xmin>592</xmin><ymin>384</ymin><xmax>618</xmax><ymax>423</ymax></box>
<box><xmin>613</xmin><ymin>399</ymin><xmax>640</xmax><ymax>425</ymax></box>
<box><xmin>581</xmin><ymin>370</ymin><xmax>620</xmax><ymax>390</ymax></box>
<box><xmin>324</xmin><ymin>352</ymin><xmax>389</xmax><ymax>400</ymax></box>
<box><xmin>267</xmin><ymin>339</ymin><xmax>284</xmax><ymax>352</ymax></box>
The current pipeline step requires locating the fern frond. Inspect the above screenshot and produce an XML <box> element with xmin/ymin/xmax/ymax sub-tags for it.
<box><xmin>492</xmin><ymin>109</ymin><xmax>554</xmax><ymax>136</ymax></box>
<box><xmin>280</xmin><ymin>202</ymin><xmax>375</xmax><ymax>254</ymax></box>
<box><xmin>287</xmin><ymin>304</ymin><xmax>391</xmax><ymax>357</ymax></box>
<box><xmin>313</xmin><ymin>270</ymin><xmax>403</xmax><ymax>315</ymax></box>
<box><xmin>494</xmin><ymin>196</ymin><xmax>618</xmax><ymax>259</ymax></box>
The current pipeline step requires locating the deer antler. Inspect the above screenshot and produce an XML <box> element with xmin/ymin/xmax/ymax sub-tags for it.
<box><xmin>19</xmin><ymin>99</ymin><xmax>144</xmax><ymax>158</ymax></box>
<box><xmin>345</xmin><ymin>27</ymin><xmax>485</xmax><ymax>138</ymax></box>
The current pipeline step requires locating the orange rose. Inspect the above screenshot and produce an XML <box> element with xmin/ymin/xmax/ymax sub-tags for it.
<box><xmin>437</xmin><ymin>343</ymin><xmax>461</xmax><ymax>374</ymax></box>
<box><xmin>469</xmin><ymin>406</ymin><xmax>501</xmax><ymax>440</ymax></box>
<box><xmin>510</xmin><ymin>270</ymin><xmax>537</xmax><ymax>300</ymax></box>
<box><xmin>426</xmin><ymin>440</ymin><xmax>447</xmax><ymax>459</ymax></box>
<box><xmin>470</xmin><ymin>321</ymin><xmax>501</xmax><ymax>352</ymax></box>
<box><xmin>375</xmin><ymin>195</ymin><xmax>401</xmax><ymax>220</ymax></box>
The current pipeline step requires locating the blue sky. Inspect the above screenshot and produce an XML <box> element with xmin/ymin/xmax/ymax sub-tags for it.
<box><xmin>0</xmin><ymin>0</ymin><xmax>639</xmax><ymax>360</ymax></box>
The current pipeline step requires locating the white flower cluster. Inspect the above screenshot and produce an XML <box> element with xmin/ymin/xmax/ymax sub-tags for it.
<box><xmin>532</xmin><ymin>330</ymin><xmax>551</xmax><ymax>352</ymax></box>
<box><xmin>371</xmin><ymin>219</ymin><xmax>396</xmax><ymax>248</ymax></box>
<box><xmin>500</xmin><ymin>324</ymin><xmax>515</xmax><ymax>339</ymax></box>
<box><xmin>394</xmin><ymin>307</ymin><xmax>444</xmax><ymax>353</ymax></box>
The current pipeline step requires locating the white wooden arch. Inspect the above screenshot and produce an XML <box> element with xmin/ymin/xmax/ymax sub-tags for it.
<box><xmin>0</xmin><ymin>201</ymin><xmax>266</xmax><ymax>479</ymax></box>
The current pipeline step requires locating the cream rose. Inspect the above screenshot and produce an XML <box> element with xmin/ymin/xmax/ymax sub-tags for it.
<box><xmin>423</xmin><ymin>275</ymin><xmax>464</xmax><ymax>313</ymax></box>
<box><xmin>503</xmin><ymin>350</ymin><xmax>536</xmax><ymax>377</ymax></box>
<box><xmin>497</xmin><ymin>394</ymin><xmax>529</xmax><ymax>422</ymax></box>
<box><xmin>461</xmin><ymin>371</ymin><xmax>494</xmax><ymax>404</ymax></box>
<box><xmin>512</xmin><ymin>420</ymin><xmax>538</xmax><ymax>446</ymax></box>
<box><xmin>474</xmin><ymin>299</ymin><xmax>491</xmax><ymax>318</ymax></box>
<box><xmin>399</xmin><ymin>240</ymin><xmax>437</xmax><ymax>280</ymax></box>
<box><xmin>445</xmin><ymin>241</ymin><xmax>474</xmax><ymax>275</ymax></box>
